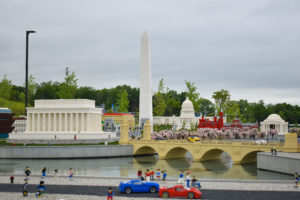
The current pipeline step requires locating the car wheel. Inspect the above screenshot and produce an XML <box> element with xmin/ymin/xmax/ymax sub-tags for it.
<box><xmin>125</xmin><ymin>187</ymin><xmax>132</xmax><ymax>194</ymax></box>
<box><xmin>188</xmin><ymin>192</ymin><xmax>195</xmax><ymax>199</ymax></box>
<box><xmin>150</xmin><ymin>186</ymin><xmax>156</xmax><ymax>193</ymax></box>
<box><xmin>162</xmin><ymin>191</ymin><xmax>169</xmax><ymax>198</ymax></box>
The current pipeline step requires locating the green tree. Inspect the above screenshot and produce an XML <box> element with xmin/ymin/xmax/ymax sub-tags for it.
<box><xmin>57</xmin><ymin>67</ymin><xmax>78</xmax><ymax>99</ymax></box>
<box><xmin>28</xmin><ymin>75</ymin><xmax>37</xmax><ymax>106</ymax></box>
<box><xmin>212</xmin><ymin>89</ymin><xmax>230</xmax><ymax>113</ymax></box>
<box><xmin>198</xmin><ymin>98</ymin><xmax>215</xmax><ymax>116</ymax></box>
<box><xmin>153</xmin><ymin>78</ymin><xmax>167</xmax><ymax>116</ymax></box>
<box><xmin>224</xmin><ymin>100</ymin><xmax>241</xmax><ymax>122</ymax></box>
<box><xmin>117</xmin><ymin>89</ymin><xmax>129</xmax><ymax>112</ymax></box>
<box><xmin>35</xmin><ymin>81</ymin><xmax>60</xmax><ymax>99</ymax></box>
<box><xmin>0</xmin><ymin>75</ymin><xmax>12</xmax><ymax>100</ymax></box>
<box><xmin>185</xmin><ymin>80</ymin><xmax>200</xmax><ymax>112</ymax></box>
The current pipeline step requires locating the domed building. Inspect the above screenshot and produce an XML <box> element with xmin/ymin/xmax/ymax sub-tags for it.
<box><xmin>153</xmin><ymin>97</ymin><xmax>226</xmax><ymax>130</ymax></box>
<box><xmin>177</xmin><ymin>97</ymin><xmax>197</xmax><ymax>129</ymax></box>
<box><xmin>260</xmin><ymin>114</ymin><xmax>288</xmax><ymax>135</ymax></box>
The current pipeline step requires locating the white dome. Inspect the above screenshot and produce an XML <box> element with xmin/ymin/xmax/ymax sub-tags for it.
<box><xmin>180</xmin><ymin>97</ymin><xmax>195</xmax><ymax>118</ymax></box>
<box><xmin>265</xmin><ymin>114</ymin><xmax>284</xmax><ymax>122</ymax></box>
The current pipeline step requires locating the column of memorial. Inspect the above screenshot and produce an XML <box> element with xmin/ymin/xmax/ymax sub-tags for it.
<box><xmin>32</xmin><ymin>113</ymin><xmax>35</xmax><ymax>132</ymax></box>
<box><xmin>65</xmin><ymin>113</ymin><xmax>68</xmax><ymax>132</ymax></box>
<box><xmin>59</xmin><ymin>113</ymin><xmax>62</xmax><ymax>132</ymax></box>
<box><xmin>27</xmin><ymin>113</ymin><xmax>31</xmax><ymax>132</ymax></box>
<box><xmin>48</xmin><ymin>113</ymin><xmax>51</xmax><ymax>132</ymax></box>
<box><xmin>54</xmin><ymin>113</ymin><xmax>57</xmax><ymax>132</ymax></box>
<box><xmin>81</xmin><ymin>113</ymin><xmax>84</xmax><ymax>132</ymax></box>
<box><xmin>76</xmin><ymin>113</ymin><xmax>79</xmax><ymax>132</ymax></box>
<box><xmin>70</xmin><ymin>113</ymin><xmax>73</xmax><ymax>132</ymax></box>
<box><xmin>43</xmin><ymin>113</ymin><xmax>46</xmax><ymax>132</ymax></box>
<box><xmin>37</xmin><ymin>113</ymin><xmax>40</xmax><ymax>132</ymax></box>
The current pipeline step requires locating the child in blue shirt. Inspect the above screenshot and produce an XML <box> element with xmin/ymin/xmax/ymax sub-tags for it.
<box><xmin>162</xmin><ymin>170</ymin><xmax>167</xmax><ymax>183</ymax></box>
<box><xmin>107</xmin><ymin>187</ymin><xmax>114</xmax><ymax>200</ymax></box>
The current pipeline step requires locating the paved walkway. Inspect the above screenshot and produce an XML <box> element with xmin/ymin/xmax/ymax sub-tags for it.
<box><xmin>0</xmin><ymin>174</ymin><xmax>297</xmax><ymax>192</ymax></box>
<box><xmin>0</xmin><ymin>174</ymin><xmax>299</xmax><ymax>200</ymax></box>
<box><xmin>260</xmin><ymin>152</ymin><xmax>300</xmax><ymax>159</ymax></box>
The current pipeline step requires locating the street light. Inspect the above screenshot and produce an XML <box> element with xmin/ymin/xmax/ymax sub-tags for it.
<box><xmin>25</xmin><ymin>30</ymin><xmax>36</xmax><ymax>116</ymax></box>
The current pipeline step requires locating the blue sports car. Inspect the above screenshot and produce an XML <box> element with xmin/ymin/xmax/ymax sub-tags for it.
<box><xmin>119</xmin><ymin>180</ymin><xmax>160</xmax><ymax>194</ymax></box>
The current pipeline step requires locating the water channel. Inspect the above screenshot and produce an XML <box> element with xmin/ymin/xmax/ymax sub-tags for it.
<box><xmin>0</xmin><ymin>154</ymin><xmax>292</xmax><ymax>180</ymax></box>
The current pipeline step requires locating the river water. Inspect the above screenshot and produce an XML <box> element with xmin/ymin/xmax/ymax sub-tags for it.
<box><xmin>0</xmin><ymin>154</ymin><xmax>292</xmax><ymax>180</ymax></box>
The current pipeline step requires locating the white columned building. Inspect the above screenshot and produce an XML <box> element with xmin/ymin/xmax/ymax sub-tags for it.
<box><xmin>260</xmin><ymin>114</ymin><xmax>288</xmax><ymax>135</ymax></box>
<box><xmin>9</xmin><ymin>99</ymin><xmax>115</xmax><ymax>140</ymax></box>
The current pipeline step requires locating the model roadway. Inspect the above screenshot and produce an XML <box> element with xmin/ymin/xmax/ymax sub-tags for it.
<box><xmin>0</xmin><ymin>183</ymin><xmax>299</xmax><ymax>200</ymax></box>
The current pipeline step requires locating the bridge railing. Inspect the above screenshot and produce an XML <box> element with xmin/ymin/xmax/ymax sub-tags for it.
<box><xmin>128</xmin><ymin>139</ymin><xmax>284</xmax><ymax>147</ymax></box>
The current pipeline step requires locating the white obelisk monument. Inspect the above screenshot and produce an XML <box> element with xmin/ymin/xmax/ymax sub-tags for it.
<box><xmin>139</xmin><ymin>31</ymin><xmax>153</xmax><ymax>129</ymax></box>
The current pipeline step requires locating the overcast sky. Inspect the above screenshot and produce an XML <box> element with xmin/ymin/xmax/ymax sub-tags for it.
<box><xmin>1</xmin><ymin>0</ymin><xmax>299</xmax><ymax>105</ymax></box>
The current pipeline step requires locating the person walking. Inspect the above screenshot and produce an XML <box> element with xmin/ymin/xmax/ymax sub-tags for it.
<box><xmin>41</xmin><ymin>167</ymin><xmax>47</xmax><ymax>179</ymax></box>
<box><xmin>162</xmin><ymin>170</ymin><xmax>167</xmax><ymax>183</ymax></box>
<box><xmin>191</xmin><ymin>176</ymin><xmax>201</xmax><ymax>189</ymax></box>
<box><xmin>68</xmin><ymin>168</ymin><xmax>74</xmax><ymax>181</ymax></box>
<box><xmin>150</xmin><ymin>169</ymin><xmax>154</xmax><ymax>181</ymax></box>
<box><xmin>294</xmin><ymin>173</ymin><xmax>299</xmax><ymax>187</ymax></box>
<box><xmin>186</xmin><ymin>171</ymin><xmax>191</xmax><ymax>187</ymax></box>
<box><xmin>23</xmin><ymin>179</ymin><xmax>29</xmax><ymax>197</ymax></box>
<box><xmin>177</xmin><ymin>170</ymin><xmax>184</xmax><ymax>184</ymax></box>
<box><xmin>10</xmin><ymin>175</ymin><xmax>14</xmax><ymax>184</ymax></box>
<box><xmin>25</xmin><ymin>166</ymin><xmax>31</xmax><ymax>178</ymax></box>
<box><xmin>156</xmin><ymin>169</ymin><xmax>161</xmax><ymax>181</ymax></box>
<box><xmin>137</xmin><ymin>168</ymin><xmax>143</xmax><ymax>180</ymax></box>
<box><xmin>54</xmin><ymin>169</ymin><xmax>59</xmax><ymax>179</ymax></box>
<box><xmin>145</xmin><ymin>169</ymin><xmax>151</xmax><ymax>182</ymax></box>
<box><xmin>36</xmin><ymin>180</ymin><xmax>46</xmax><ymax>198</ymax></box>
<box><xmin>273</xmin><ymin>146</ymin><xmax>277</xmax><ymax>155</ymax></box>
<box><xmin>106</xmin><ymin>187</ymin><xmax>114</xmax><ymax>200</ymax></box>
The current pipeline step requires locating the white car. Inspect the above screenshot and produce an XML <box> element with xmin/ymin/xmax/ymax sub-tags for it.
<box><xmin>255</xmin><ymin>139</ymin><xmax>267</xmax><ymax>144</ymax></box>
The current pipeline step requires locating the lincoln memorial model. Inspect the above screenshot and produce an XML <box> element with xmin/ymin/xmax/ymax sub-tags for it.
<box><xmin>9</xmin><ymin>99</ymin><xmax>115</xmax><ymax>140</ymax></box>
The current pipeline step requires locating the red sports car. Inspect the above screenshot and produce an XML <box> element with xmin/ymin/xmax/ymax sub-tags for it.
<box><xmin>159</xmin><ymin>185</ymin><xmax>202</xmax><ymax>199</ymax></box>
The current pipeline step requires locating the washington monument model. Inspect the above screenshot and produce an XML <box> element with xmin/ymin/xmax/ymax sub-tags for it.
<box><xmin>139</xmin><ymin>31</ymin><xmax>153</xmax><ymax>128</ymax></box>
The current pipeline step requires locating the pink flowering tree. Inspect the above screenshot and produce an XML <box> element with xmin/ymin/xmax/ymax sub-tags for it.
<box><xmin>258</xmin><ymin>131</ymin><xmax>266</xmax><ymax>139</ymax></box>
<box><xmin>269</xmin><ymin>129</ymin><xmax>278</xmax><ymax>139</ymax></box>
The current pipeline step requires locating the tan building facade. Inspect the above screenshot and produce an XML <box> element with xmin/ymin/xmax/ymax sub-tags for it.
<box><xmin>103</xmin><ymin>113</ymin><xmax>135</xmax><ymax>129</ymax></box>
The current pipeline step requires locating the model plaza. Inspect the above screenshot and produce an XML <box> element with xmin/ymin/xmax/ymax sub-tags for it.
<box><xmin>9</xmin><ymin>99</ymin><xmax>115</xmax><ymax>140</ymax></box>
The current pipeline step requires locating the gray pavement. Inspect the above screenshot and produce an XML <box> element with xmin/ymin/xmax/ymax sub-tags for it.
<box><xmin>0</xmin><ymin>174</ymin><xmax>299</xmax><ymax>200</ymax></box>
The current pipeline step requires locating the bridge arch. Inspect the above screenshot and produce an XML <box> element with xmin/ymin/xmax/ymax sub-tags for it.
<box><xmin>240</xmin><ymin>151</ymin><xmax>262</xmax><ymax>164</ymax></box>
<box><xmin>134</xmin><ymin>146</ymin><xmax>158</xmax><ymax>156</ymax></box>
<box><xmin>200</xmin><ymin>148</ymin><xmax>232</xmax><ymax>162</ymax></box>
<box><xmin>165</xmin><ymin>147</ymin><xmax>193</xmax><ymax>160</ymax></box>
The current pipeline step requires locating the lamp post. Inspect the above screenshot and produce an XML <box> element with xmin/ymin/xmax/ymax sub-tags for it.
<box><xmin>25</xmin><ymin>30</ymin><xmax>36</xmax><ymax>116</ymax></box>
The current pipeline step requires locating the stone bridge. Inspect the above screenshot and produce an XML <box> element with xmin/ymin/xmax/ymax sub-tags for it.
<box><xmin>120</xmin><ymin>121</ymin><xmax>300</xmax><ymax>164</ymax></box>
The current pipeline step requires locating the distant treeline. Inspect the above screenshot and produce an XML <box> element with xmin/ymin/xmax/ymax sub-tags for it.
<box><xmin>0</xmin><ymin>68</ymin><xmax>299</xmax><ymax>124</ymax></box>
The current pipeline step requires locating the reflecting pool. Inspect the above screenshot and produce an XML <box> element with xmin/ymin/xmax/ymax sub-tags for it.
<box><xmin>0</xmin><ymin>154</ymin><xmax>292</xmax><ymax>180</ymax></box>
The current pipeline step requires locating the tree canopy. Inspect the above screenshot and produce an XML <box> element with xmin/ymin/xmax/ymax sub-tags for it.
<box><xmin>0</xmin><ymin>71</ymin><xmax>299</xmax><ymax>125</ymax></box>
